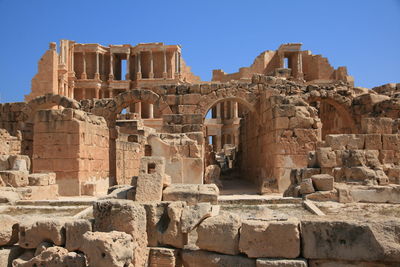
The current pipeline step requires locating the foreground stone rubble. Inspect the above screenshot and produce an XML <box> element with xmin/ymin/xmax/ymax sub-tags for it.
<box><xmin>0</xmin><ymin>40</ymin><xmax>400</xmax><ymax>266</ymax></box>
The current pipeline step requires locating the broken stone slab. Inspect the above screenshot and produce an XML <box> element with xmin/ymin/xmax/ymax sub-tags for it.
<box><xmin>182</xmin><ymin>250</ymin><xmax>256</xmax><ymax>267</ymax></box>
<box><xmin>196</xmin><ymin>212</ymin><xmax>241</xmax><ymax>255</ymax></box>
<box><xmin>0</xmin><ymin>171</ymin><xmax>28</xmax><ymax>187</ymax></box>
<box><xmin>93</xmin><ymin>199</ymin><xmax>147</xmax><ymax>266</ymax></box>
<box><xmin>0</xmin><ymin>188</ymin><xmax>20</xmax><ymax>204</ymax></box>
<box><xmin>163</xmin><ymin>184</ymin><xmax>219</xmax><ymax>205</ymax></box>
<box><xmin>147</xmin><ymin>247</ymin><xmax>180</xmax><ymax>267</ymax></box>
<box><xmin>239</xmin><ymin>218</ymin><xmax>300</xmax><ymax>258</ymax></box>
<box><xmin>0</xmin><ymin>215</ymin><xmax>19</xmax><ymax>246</ymax></box>
<box><xmin>13</xmin><ymin>246</ymin><xmax>86</xmax><ymax>267</ymax></box>
<box><xmin>142</xmin><ymin>202</ymin><xmax>171</xmax><ymax>247</ymax></box>
<box><xmin>301</xmin><ymin>217</ymin><xmax>400</xmax><ymax>262</ymax></box>
<box><xmin>11</xmin><ymin>249</ymin><xmax>35</xmax><ymax>267</ymax></box>
<box><xmin>300</xmin><ymin>178</ymin><xmax>315</xmax><ymax>194</ymax></box>
<box><xmin>28</xmin><ymin>172</ymin><xmax>56</xmax><ymax>186</ymax></box>
<box><xmin>311</xmin><ymin>174</ymin><xmax>334</xmax><ymax>191</ymax></box>
<box><xmin>0</xmin><ymin>155</ymin><xmax>10</xmax><ymax>171</ymax></box>
<box><xmin>349</xmin><ymin>185</ymin><xmax>400</xmax><ymax>204</ymax></box>
<box><xmin>19</xmin><ymin>219</ymin><xmax>67</xmax><ymax>249</ymax></box>
<box><xmin>256</xmin><ymin>258</ymin><xmax>308</xmax><ymax>267</ymax></box>
<box><xmin>80</xmin><ymin>231</ymin><xmax>133</xmax><ymax>267</ymax></box>
<box><xmin>204</xmin><ymin>164</ymin><xmax>221</xmax><ymax>186</ymax></box>
<box><xmin>65</xmin><ymin>219</ymin><xmax>92</xmax><ymax>252</ymax></box>
<box><xmin>135</xmin><ymin>156</ymin><xmax>165</xmax><ymax>201</ymax></box>
<box><xmin>316</xmin><ymin>147</ymin><xmax>337</xmax><ymax>168</ymax></box>
<box><xmin>181</xmin><ymin>203</ymin><xmax>220</xmax><ymax>234</ymax></box>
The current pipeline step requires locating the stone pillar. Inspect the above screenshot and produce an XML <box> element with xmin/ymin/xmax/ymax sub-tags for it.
<box><xmin>235</xmin><ymin>133</ymin><xmax>240</xmax><ymax>146</ymax></box>
<box><xmin>81</xmin><ymin>52</ymin><xmax>87</xmax><ymax>79</ymax></box>
<box><xmin>174</xmin><ymin>50</ymin><xmax>179</xmax><ymax>78</ymax></box>
<box><xmin>136</xmin><ymin>51</ymin><xmax>142</xmax><ymax>80</ymax></box>
<box><xmin>95</xmin><ymin>52</ymin><xmax>100</xmax><ymax>80</ymax></box>
<box><xmin>125</xmin><ymin>52</ymin><xmax>130</xmax><ymax>80</ymax></box>
<box><xmin>95</xmin><ymin>88</ymin><xmax>100</xmax><ymax>99</ymax></box>
<box><xmin>71</xmin><ymin>50</ymin><xmax>75</xmax><ymax>75</ymax></box>
<box><xmin>149</xmin><ymin>51</ymin><xmax>154</xmax><ymax>79</ymax></box>
<box><xmin>101</xmin><ymin>54</ymin><xmax>105</xmax><ymax>80</ymax></box>
<box><xmin>223</xmin><ymin>102</ymin><xmax>228</xmax><ymax>119</ymax></box>
<box><xmin>109</xmin><ymin>89</ymin><xmax>113</xmax><ymax>98</ymax></box>
<box><xmin>82</xmin><ymin>88</ymin><xmax>86</xmax><ymax>99</ymax></box>
<box><xmin>135</xmin><ymin>102</ymin><xmax>142</xmax><ymax>117</ymax></box>
<box><xmin>148</xmin><ymin>104</ymin><xmax>154</xmax><ymax>118</ymax></box>
<box><xmin>109</xmin><ymin>53</ymin><xmax>114</xmax><ymax>80</ymax></box>
<box><xmin>163</xmin><ymin>49</ymin><xmax>168</xmax><ymax>78</ymax></box>
<box><xmin>233</xmin><ymin>101</ymin><xmax>238</xmax><ymax>118</ymax></box>
<box><xmin>297</xmin><ymin>52</ymin><xmax>303</xmax><ymax>79</ymax></box>
<box><xmin>215</xmin><ymin>135</ymin><xmax>222</xmax><ymax>152</ymax></box>
<box><xmin>178</xmin><ymin>52</ymin><xmax>181</xmax><ymax>74</ymax></box>
<box><xmin>216</xmin><ymin>103</ymin><xmax>221</xmax><ymax>119</ymax></box>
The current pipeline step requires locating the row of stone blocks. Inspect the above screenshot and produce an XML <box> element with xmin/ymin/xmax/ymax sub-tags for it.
<box><xmin>1</xmin><ymin>198</ymin><xmax>399</xmax><ymax>266</ymax></box>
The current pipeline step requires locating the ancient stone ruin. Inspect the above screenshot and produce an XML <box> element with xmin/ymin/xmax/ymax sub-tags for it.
<box><xmin>0</xmin><ymin>40</ymin><xmax>399</xmax><ymax>266</ymax></box>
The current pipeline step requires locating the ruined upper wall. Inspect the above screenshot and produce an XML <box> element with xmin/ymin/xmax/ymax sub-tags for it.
<box><xmin>25</xmin><ymin>40</ymin><xmax>201</xmax><ymax>102</ymax></box>
<box><xmin>212</xmin><ymin>43</ymin><xmax>354</xmax><ymax>86</ymax></box>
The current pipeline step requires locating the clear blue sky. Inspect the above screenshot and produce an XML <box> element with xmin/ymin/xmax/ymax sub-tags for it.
<box><xmin>0</xmin><ymin>0</ymin><xmax>399</xmax><ymax>103</ymax></box>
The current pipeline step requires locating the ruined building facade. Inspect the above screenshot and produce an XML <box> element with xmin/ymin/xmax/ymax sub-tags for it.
<box><xmin>1</xmin><ymin>40</ymin><xmax>399</xmax><ymax>197</ymax></box>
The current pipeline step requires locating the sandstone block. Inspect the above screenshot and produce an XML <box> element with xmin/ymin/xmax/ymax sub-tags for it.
<box><xmin>181</xmin><ymin>203</ymin><xmax>219</xmax><ymax>233</ymax></box>
<box><xmin>387</xmin><ymin>167</ymin><xmax>400</xmax><ymax>184</ymax></box>
<box><xmin>182</xmin><ymin>250</ymin><xmax>256</xmax><ymax>267</ymax></box>
<box><xmin>382</xmin><ymin>134</ymin><xmax>400</xmax><ymax>150</ymax></box>
<box><xmin>196</xmin><ymin>213</ymin><xmax>241</xmax><ymax>255</ymax></box>
<box><xmin>0</xmin><ymin>171</ymin><xmax>28</xmax><ymax>187</ymax></box>
<box><xmin>163</xmin><ymin>184</ymin><xmax>219</xmax><ymax>205</ymax></box>
<box><xmin>28</xmin><ymin>172</ymin><xmax>56</xmax><ymax>186</ymax></box>
<box><xmin>135</xmin><ymin>157</ymin><xmax>165</xmax><ymax>201</ymax></box>
<box><xmin>160</xmin><ymin>201</ymin><xmax>188</xmax><ymax>249</ymax></box>
<box><xmin>13</xmin><ymin>246</ymin><xmax>86</xmax><ymax>267</ymax></box>
<box><xmin>148</xmin><ymin>247</ymin><xmax>179</xmax><ymax>267</ymax></box>
<box><xmin>316</xmin><ymin>147</ymin><xmax>337</xmax><ymax>168</ymax></box>
<box><xmin>311</xmin><ymin>174</ymin><xmax>334</xmax><ymax>191</ymax></box>
<box><xmin>256</xmin><ymin>258</ymin><xmax>307</xmax><ymax>267</ymax></box>
<box><xmin>204</xmin><ymin>164</ymin><xmax>221</xmax><ymax>185</ymax></box>
<box><xmin>19</xmin><ymin>219</ymin><xmax>66</xmax><ymax>249</ymax></box>
<box><xmin>364</xmin><ymin>134</ymin><xmax>382</xmax><ymax>150</ymax></box>
<box><xmin>0</xmin><ymin>215</ymin><xmax>19</xmax><ymax>246</ymax></box>
<box><xmin>93</xmin><ymin>199</ymin><xmax>147</xmax><ymax>266</ymax></box>
<box><xmin>344</xmin><ymin>166</ymin><xmax>377</xmax><ymax>182</ymax></box>
<box><xmin>142</xmin><ymin>202</ymin><xmax>170</xmax><ymax>247</ymax></box>
<box><xmin>301</xmin><ymin>218</ymin><xmax>400</xmax><ymax>262</ymax></box>
<box><xmin>81</xmin><ymin>231</ymin><xmax>134</xmax><ymax>267</ymax></box>
<box><xmin>361</xmin><ymin>117</ymin><xmax>393</xmax><ymax>134</ymax></box>
<box><xmin>0</xmin><ymin>155</ymin><xmax>10</xmax><ymax>171</ymax></box>
<box><xmin>300</xmin><ymin>178</ymin><xmax>315</xmax><ymax>194</ymax></box>
<box><xmin>239</xmin><ymin>218</ymin><xmax>300</xmax><ymax>258</ymax></box>
<box><xmin>65</xmin><ymin>219</ymin><xmax>92</xmax><ymax>252</ymax></box>
<box><xmin>309</xmin><ymin>259</ymin><xmax>398</xmax><ymax>267</ymax></box>
<box><xmin>8</xmin><ymin>155</ymin><xmax>31</xmax><ymax>172</ymax></box>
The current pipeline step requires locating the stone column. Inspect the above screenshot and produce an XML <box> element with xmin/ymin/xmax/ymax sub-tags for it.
<box><xmin>82</xmin><ymin>89</ymin><xmax>86</xmax><ymax>99</ymax></box>
<box><xmin>95</xmin><ymin>52</ymin><xmax>100</xmax><ymax>80</ymax></box>
<box><xmin>233</xmin><ymin>101</ymin><xmax>238</xmax><ymax>118</ymax></box>
<box><xmin>125</xmin><ymin>52</ymin><xmax>130</xmax><ymax>80</ymax></box>
<box><xmin>109</xmin><ymin>53</ymin><xmax>114</xmax><ymax>80</ymax></box>
<box><xmin>109</xmin><ymin>89</ymin><xmax>113</xmax><ymax>98</ymax></box>
<box><xmin>95</xmin><ymin>88</ymin><xmax>100</xmax><ymax>99</ymax></box>
<box><xmin>135</xmin><ymin>102</ymin><xmax>142</xmax><ymax>117</ymax></box>
<box><xmin>81</xmin><ymin>52</ymin><xmax>87</xmax><ymax>79</ymax></box>
<box><xmin>174</xmin><ymin>50</ymin><xmax>179</xmax><ymax>78</ymax></box>
<box><xmin>163</xmin><ymin>49</ymin><xmax>168</xmax><ymax>78</ymax></box>
<box><xmin>215</xmin><ymin>135</ymin><xmax>222</xmax><ymax>152</ymax></box>
<box><xmin>178</xmin><ymin>52</ymin><xmax>181</xmax><ymax>74</ymax></box>
<box><xmin>149</xmin><ymin>51</ymin><xmax>154</xmax><ymax>79</ymax></box>
<box><xmin>297</xmin><ymin>52</ymin><xmax>303</xmax><ymax>79</ymax></box>
<box><xmin>71</xmin><ymin>50</ymin><xmax>75</xmax><ymax>75</ymax></box>
<box><xmin>136</xmin><ymin>51</ymin><xmax>142</xmax><ymax>80</ymax></box>
<box><xmin>216</xmin><ymin>103</ymin><xmax>221</xmax><ymax>119</ymax></box>
<box><xmin>223</xmin><ymin>102</ymin><xmax>228</xmax><ymax>119</ymax></box>
<box><xmin>101</xmin><ymin>54</ymin><xmax>105</xmax><ymax>80</ymax></box>
<box><xmin>148</xmin><ymin>103</ymin><xmax>154</xmax><ymax>118</ymax></box>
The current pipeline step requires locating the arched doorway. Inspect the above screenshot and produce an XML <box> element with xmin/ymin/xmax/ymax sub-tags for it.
<box><xmin>203</xmin><ymin>97</ymin><xmax>260</xmax><ymax>195</ymax></box>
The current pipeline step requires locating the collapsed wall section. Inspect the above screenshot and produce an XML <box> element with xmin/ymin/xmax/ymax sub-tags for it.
<box><xmin>32</xmin><ymin>108</ymin><xmax>109</xmax><ymax>196</ymax></box>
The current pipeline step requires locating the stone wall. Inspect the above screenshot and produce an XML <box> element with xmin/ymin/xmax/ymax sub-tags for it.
<box><xmin>115</xmin><ymin>133</ymin><xmax>143</xmax><ymax>185</ymax></box>
<box><xmin>1</xmin><ymin>199</ymin><xmax>399</xmax><ymax>267</ymax></box>
<box><xmin>32</xmin><ymin>108</ymin><xmax>109</xmax><ymax>196</ymax></box>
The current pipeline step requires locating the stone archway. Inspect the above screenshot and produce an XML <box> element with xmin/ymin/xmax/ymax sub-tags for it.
<box><xmin>307</xmin><ymin>94</ymin><xmax>357</xmax><ymax>138</ymax></box>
